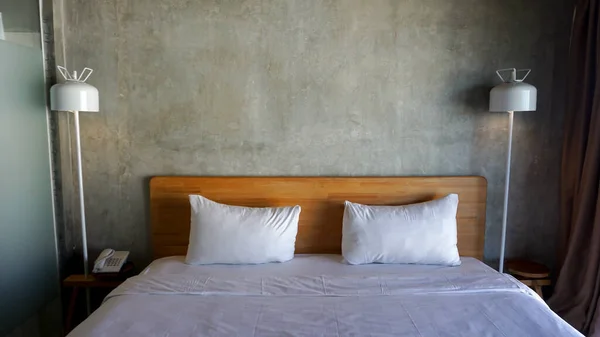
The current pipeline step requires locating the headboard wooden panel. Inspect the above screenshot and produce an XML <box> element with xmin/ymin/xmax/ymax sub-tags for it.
<box><xmin>150</xmin><ymin>176</ymin><xmax>487</xmax><ymax>260</ymax></box>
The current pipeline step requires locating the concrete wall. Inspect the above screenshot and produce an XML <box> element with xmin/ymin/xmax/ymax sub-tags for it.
<box><xmin>55</xmin><ymin>0</ymin><xmax>572</xmax><ymax>268</ymax></box>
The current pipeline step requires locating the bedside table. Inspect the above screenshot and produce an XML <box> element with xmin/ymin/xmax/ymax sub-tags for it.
<box><xmin>506</xmin><ymin>259</ymin><xmax>551</xmax><ymax>298</ymax></box>
<box><xmin>63</xmin><ymin>262</ymin><xmax>134</xmax><ymax>332</ymax></box>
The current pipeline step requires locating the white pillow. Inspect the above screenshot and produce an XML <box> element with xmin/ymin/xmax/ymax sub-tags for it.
<box><xmin>186</xmin><ymin>195</ymin><xmax>301</xmax><ymax>265</ymax></box>
<box><xmin>342</xmin><ymin>194</ymin><xmax>461</xmax><ymax>266</ymax></box>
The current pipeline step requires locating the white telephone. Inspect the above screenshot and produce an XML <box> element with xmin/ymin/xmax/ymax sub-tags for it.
<box><xmin>93</xmin><ymin>249</ymin><xmax>129</xmax><ymax>273</ymax></box>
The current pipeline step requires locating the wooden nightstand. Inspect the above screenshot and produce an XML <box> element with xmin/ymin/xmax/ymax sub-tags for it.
<box><xmin>62</xmin><ymin>262</ymin><xmax>134</xmax><ymax>332</ymax></box>
<box><xmin>506</xmin><ymin>259</ymin><xmax>551</xmax><ymax>298</ymax></box>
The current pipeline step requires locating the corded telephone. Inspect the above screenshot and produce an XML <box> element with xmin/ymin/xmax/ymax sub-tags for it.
<box><xmin>93</xmin><ymin>249</ymin><xmax>129</xmax><ymax>273</ymax></box>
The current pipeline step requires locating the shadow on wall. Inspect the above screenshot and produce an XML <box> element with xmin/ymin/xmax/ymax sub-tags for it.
<box><xmin>446</xmin><ymin>0</ymin><xmax>570</xmax><ymax>268</ymax></box>
<box><xmin>454</xmin><ymin>84</ymin><xmax>491</xmax><ymax>112</ymax></box>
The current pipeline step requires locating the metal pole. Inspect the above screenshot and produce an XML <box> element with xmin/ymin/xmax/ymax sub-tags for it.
<box><xmin>73</xmin><ymin>111</ymin><xmax>91</xmax><ymax>314</ymax></box>
<box><xmin>499</xmin><ymin>111</ymin><xmax>514</xmax><ymax>273</ymax></box>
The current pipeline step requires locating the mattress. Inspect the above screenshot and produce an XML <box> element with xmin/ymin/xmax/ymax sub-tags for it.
<box><xmin>68</xmin><ymin>255</ymin><xmax>582</xmax><ymax>337</ymax></box>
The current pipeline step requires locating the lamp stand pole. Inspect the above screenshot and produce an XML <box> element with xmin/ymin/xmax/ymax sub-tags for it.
<box><xmin>499</xmin><ymin>111</ymin><xmax>514</xmax><ymax>272</ymax></box>
<box><xmin>73</xmin><ymin>110</ymin><xmax>91</xmax><ymax>314</ymax></box>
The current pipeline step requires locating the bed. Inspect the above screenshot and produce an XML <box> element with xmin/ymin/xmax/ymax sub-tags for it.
<box><xmin>68</xmin><ymin>176</ymin><xmax>582</xmax><ymax>336</ymax></box>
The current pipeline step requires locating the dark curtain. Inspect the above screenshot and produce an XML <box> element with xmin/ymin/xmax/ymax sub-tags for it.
<box><xmin>548</xmin><ymin>0</ymin><xmax>600</xmax><ymax>335</ymax></box>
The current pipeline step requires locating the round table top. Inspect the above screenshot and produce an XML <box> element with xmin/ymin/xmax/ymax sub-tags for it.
<box><xmin>506</xmin><ymin>259</ymin><xmax>550</xmax><ymax>279</ymax></box>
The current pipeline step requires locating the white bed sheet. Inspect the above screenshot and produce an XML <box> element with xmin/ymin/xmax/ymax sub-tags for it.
<box><xmin>69</xmin><ymin>255</ymin><xmax>582</xmax><ymax>337</ymax></box>
<box><xmin>140</xmin><ymin>254</ymin><xmax>493</xmax><ymax>278</ymax></box>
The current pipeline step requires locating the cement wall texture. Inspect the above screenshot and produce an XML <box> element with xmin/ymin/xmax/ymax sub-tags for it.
<box><xmin>54</xmin><ymin>0</ymin><xmax>572</xmax><ymax>268</ymax></box>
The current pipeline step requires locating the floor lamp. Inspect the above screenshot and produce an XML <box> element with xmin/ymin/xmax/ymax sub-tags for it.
<box><xmin>50</xmin><ymin>66</ymin><xmax>99</xmax><ymax>313</ymax></box>
<box><xmin>489</xmin><ymin>68</ymin><xmax>537</xmax><ymax>272</ymax></box>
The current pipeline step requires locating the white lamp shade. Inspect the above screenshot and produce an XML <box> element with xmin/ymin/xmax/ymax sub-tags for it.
<box><xmin>490</xmin><ymin>81</ymin><xmax>537</xmax><ymax>112</ymax></box>
<box><xmin>50</xmin><ymin>80</ymin><xmax>99</xmax><ymax>112</ymax></box>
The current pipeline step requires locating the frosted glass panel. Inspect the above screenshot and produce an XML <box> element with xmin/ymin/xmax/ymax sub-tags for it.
<box><xmin>0</xmin><ymin>40</ymin><xmax>59</xmax><ymax>335</ymax></box>
<box><xmin>0</xmin><ymin>0</ymin><xmax>42</xmax><ymax>49</ymax></box>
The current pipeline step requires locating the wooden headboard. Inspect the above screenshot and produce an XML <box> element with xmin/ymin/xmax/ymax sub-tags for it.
<box><xmin>150</xmin><ymin>176</ymin><xmax>487</xmax><ymax>260</ymax></box>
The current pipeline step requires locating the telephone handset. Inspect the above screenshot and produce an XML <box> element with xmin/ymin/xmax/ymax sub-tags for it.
<box><xmin>93</xmin><ymin>249</ymin><xmax>129</xmax><ymax>273</ymax></box>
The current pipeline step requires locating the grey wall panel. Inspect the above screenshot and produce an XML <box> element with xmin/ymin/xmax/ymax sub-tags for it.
<box><xmin>0</xmin><ymin>0</ymin><xmax>40</xmax><ymax>33</ymax></box>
